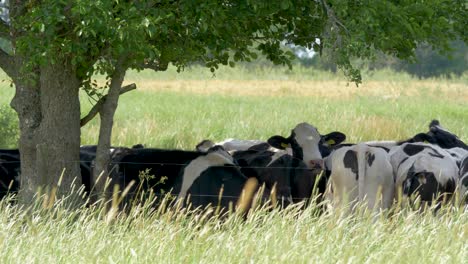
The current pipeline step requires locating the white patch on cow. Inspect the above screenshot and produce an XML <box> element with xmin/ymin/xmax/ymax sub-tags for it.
<box><xmin>292</xmin><ymin>122</ymin><xmax>323</xmax><ymax>168</ymax></box>
<box><xmin>217</xmin><ymin>139</ymin><xmax>266</xmax><ymax>153</ymax></box>
<box><xmin>199</xmin><ymin>139</ymin><xmax>268</xmax><ymax>154</ymax></box>
<box><xmin>177</xmin><ymin>149</ymin><xmax>235</xmax><ymax>200</ymax></box>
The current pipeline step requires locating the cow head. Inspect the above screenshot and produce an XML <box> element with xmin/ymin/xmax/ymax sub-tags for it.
<box><xmin>427</xmin><ymin>120</ymin><xmax>468</xmax><ymax>149</ymax></box>
<box><xmin>195</xmin><ymin>139</ymin><xmax>216</xmax><ymax>152</ymax></box>
<box><xmin>267</xmin><ymin>122</ymin><xmax>346</xmax><ymax>170</ymax></box>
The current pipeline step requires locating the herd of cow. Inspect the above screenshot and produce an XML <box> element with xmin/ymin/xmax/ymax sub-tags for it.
<box><xmin>1</xmin><ymin>120</ymin><xmax>467</xmax><ymax>213</ymax></box>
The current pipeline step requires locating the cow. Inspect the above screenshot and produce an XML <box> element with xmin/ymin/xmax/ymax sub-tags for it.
<box><xmin>196</xmin><ymin>139</ymin><xmax>265</xmax><ymax>153</ymax></box>
<box><xmin>197</xmin><ymin>123</ymin><xmax>346</xmax><ymax>207</ymax></box>
<box><xmin>109</xmin><ymin>145</ymin><xmax>249</xmax><ymax>210</ymax></box>
<box><xmin>0</xmin><ymin>145</ymin><xmax>145</xmax><ymax>200</ymax></box>
<box><xmin>445</xmin><ymin>148</ymin><xmax>468</xmax><ymax>168</ymax></box>
<box><xmin>0</xmin><ymin>149</ymin><xmax>20</xmax><ymax>199</ymax></box>
<box><xmin>80</xmin><ymin>143</ymin><xmax>145</xmax><ymax>195</ymax></box>
<box><xmin>354</xmin><ymin>120</ymin><xmax>467</xmax><ymax>153</ymax></box>
<box><xmin>458</xmin><ymin>155</ymin><xmax>468</xmax><ymax>205</ymax></box>
<box><xmin>173</xmin><ymin>146</ymin><xmax>249</xmax><ymax>209</ymax></box>
<box><xmin>390</xmin><ymin>143</ymin><xmax>458</xmax><ymax>207</ymax></box>
<box><xmin>328</xmin><ymin>143</ymin><xmax>394</xmax><ymax>212</ymax></box>
<box><xmin>228</xmin><ymin>143</ymin><xmax>322</xmax><ymax>206</ymax></box>
<box><xmin>197</xmin><ymin>122</ymin><xmax>346</xmax><ymax>167</ymax></box>
<box><xmin>426</xmin><ymin>120</ymin><xmax>468</xmax><ymax>150</ymax></box>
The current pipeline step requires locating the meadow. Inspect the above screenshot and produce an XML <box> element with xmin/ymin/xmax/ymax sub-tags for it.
<box><xmin>0</xmin><ymin>66</ymin><xmax>467</xmax><ymax>263</ymax></box>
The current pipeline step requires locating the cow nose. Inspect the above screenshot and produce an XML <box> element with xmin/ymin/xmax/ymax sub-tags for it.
<box><xmin>309</xmin><ymin>159</ymin><xmax>324</xmax><ymax>170</ymax></box>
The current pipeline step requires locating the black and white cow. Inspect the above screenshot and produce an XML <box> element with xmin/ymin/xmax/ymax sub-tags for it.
<box><xmin>358</xmin><ymin>120</ymin><xmax>467</xmax><ymax>153</ymax></box>
<box><xmin>458</xmin><ymin>155</ymin><xmax>468</xmax><ymax>204</ymax></box>
<box><xmin>0</xmin><ymin>149</ymin><xmax>20</xmax><ymax>199</ymax></box>
<box><xmin>329</xmin><ymin>143</ymin><xmax>394</xmax><ymax>211</ymax></box>
<box><xmin>267</xmin><ymin>122</ymin><xmax>346</xmax><ymax>169</ymax></box>
<box><xmin>197</xmin><ymin>122</ymin><xmax>346</xmax><ymax>169</ymax></box>
<box><xmin>426</xmin><ymin>120</ymin><xmax>468</xmax><ymax>150</ymax></box>
<box><xmin>197</xmin><ymin>123</ymin><xmax>346</xmax><ymax>206</ymax></box>
<box><xmin>228</xmin><ymin>143</ymin><xmax>322</xmax><ymax>206</ymax></box>
<box><xmin>390</xmin><ymin>143</ymin><xmax>458</xmax><ymax>206</ymax></box>
<box><xmin>109</xmin><ymin>146</ymin><xmax>249</xmax><ymax>209</ymax></box>
<box><xmin>197</xmin><ymin>123</ymin><xmax>347</xmax><ymax>205</ymax></box>
<box><xmin>173</xmin><ymin>147</ymin><xmax>248</xmax><ymax>209</ymax></box>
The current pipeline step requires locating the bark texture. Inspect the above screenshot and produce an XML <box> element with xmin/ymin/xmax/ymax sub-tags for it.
<box><xmin>92</xmin><ymin>64</ymin><xmax>127</xmax><ymax>199</ymax></box>
<box><xmin>10</xmin><ymin>65</ymin><xmax>42</xmax><ymax>203</ymax></box>
<box><xmin>35</xmin><ymin>59</ymin><xmax>82</xmax><ymax>201</ymax></box>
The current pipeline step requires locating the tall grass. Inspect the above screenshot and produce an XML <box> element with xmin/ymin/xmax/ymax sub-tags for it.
<box><xmin>0</xmin><ymin>191</ymin><xmax>466</xmax><ymax>263</ymax></box>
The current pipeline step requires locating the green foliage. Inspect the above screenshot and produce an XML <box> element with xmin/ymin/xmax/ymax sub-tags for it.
<box><xmin>0</xmin><ymin>104</ymin><xmax>18</xmax><ymax>148</ymax></box>
<box><xmin>322</xmin><ymin>0</ymin><xmax>467</xmax><ymax>83</ymax></box>
<box><xmin>11</xmin><ymin>0</ymin><xmax>466</xmax><ymax>86</ymax></box>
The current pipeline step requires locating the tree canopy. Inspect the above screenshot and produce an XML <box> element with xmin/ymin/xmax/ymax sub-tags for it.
<box><xmin>4</xmin><ymin>0</ymin><xmax>465</xmax><ymax>85</ymax></box>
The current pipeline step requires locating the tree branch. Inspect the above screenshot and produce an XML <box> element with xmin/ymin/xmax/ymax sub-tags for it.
<box><xmin>320</xmin><ymin>0</ymin><xmax>349</xmax><ymax>36</ymax></box>
<box><xmin>80</xmin><ymin>83</ymin><xmax>136</xmax><ymax>127</ymax></box>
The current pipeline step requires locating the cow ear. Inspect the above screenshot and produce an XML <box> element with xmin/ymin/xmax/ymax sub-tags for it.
<box><xmin>322</xmin><ymin>132</ymin><xmax>346</xmax><ymax>146</ymax></box>
<box><xmin>196</xmin><ymin>139</ymin><xmax>215</xmax><ymax>152</ymax></box>
<box><xmin>412</xmin><ymin>133</ymin><xmax>434</xmax><ymax>144</ymax></box>
<box><xmin>268</xmin><ymin>135</ymin><xmax>290</xmax><ymax>150</ymax></box>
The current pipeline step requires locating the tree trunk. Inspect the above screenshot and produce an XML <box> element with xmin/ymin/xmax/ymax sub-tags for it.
<box><xmin>34</xmin><ymin>59</ymin><xmax>82</xmax><ymax>203</ymax></box>
<box><xmin>10</xmin><ymin>63</ymin><xmax>42</xmax><ymax>204</ymax></box>
<box><xmin>92</xmin><ymin>64</ymin><xmax>126</xmax><ymax>200</ymax></box>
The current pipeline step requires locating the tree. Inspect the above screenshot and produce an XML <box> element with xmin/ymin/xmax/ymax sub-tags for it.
<box><xmin>0</xmin><ymin>0</ymin><xmax>466</xmax><ymax>204</ymax></box>
<box><xmin>395</xmin><ymin>41</ymin><xmax>467</xmax><ymax>78</ymax></box>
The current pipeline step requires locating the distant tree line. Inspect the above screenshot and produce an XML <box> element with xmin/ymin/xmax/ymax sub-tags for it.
<box><xmin>296</xmin><ymin>41</ymin><xmax>467</xmax><ymax>79</ymax></box>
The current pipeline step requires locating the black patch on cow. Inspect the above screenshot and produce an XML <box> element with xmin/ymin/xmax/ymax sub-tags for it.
<box><xmin>373</xmin><ymin>146</ymin><xmax>390</xmax><ymax>152</ymax></box>
<box><xmin>403</xmin><ymin>144</ymin><xmax>445</xmax><ymax>159</ymax></box>
<box><xmin>427</xmin><ymin>152</ymin><xmax>443</xmax><ymax>159</ymax></box>
<box><xmin>176</xmin><ymin>165</ymin><xmax>247</xmax><ymax>209</ymax></box>
<box><xmin>428</xmin><ymin>120</ymin><xmax>468</xmax><ymax>150</ymax></box>
<box><xmin>403</xmin><ymin>169</ymin><xmax>455</xmax><ymax>205</ymax></box>
<box><xmin>288</xmin><ymin>131</ymin><xmax>304</xmax><ymax>162</ymax></box>
<box><xmin>403</xmin><ymin>144</ymin><xmax>426</xmax><ymax>156</ymax></box>
<box><xmin>429</xmin><ymin>120</ymin><xmax>440</xmax><ymax>127</ymax></box>
<box><xmin>267</xmin><ymin>135</ymin><xmax>289</xmax><ymax>150</ymax></box>
<box><xmin>403</xmin><ymin>171</ymin><xmax>439</xmax><ymax>202</ymax></box>
<box><xmin>343</xmin><ymin>150</ymin><xmax>358</xmax><ymax>180</ymax></box>
<box><xmin>320</xmin><ymin>132</ymin><xmax>347</xmax><ymax>157</ymax></box>
<box><xmin>397</xmin><ymin>157</ymin><xmax>409</xmax><ymax>175</ymax></box>
<box><xmin>0</xmin><ymin>149</ymin><xmax>21</xmax><ymax>198</ymax></box>
<box><xmin>443</xmin><ymin>178</ymin><xmax>456</xmax><ymax>194</ymax></box>
<box><xmin>367</xmin><ymin>153</ymin><xmax>375</xmax><ymax>167</ymax></box>
<box><xmin>248</xmin><ymin>143</ymin><xmax>271</xmax><ymax>152</ymax></box>
<box><xmin>461</xmin><ymin>176</ymin><xmax>468</xmax><ymax>187</ymax></box>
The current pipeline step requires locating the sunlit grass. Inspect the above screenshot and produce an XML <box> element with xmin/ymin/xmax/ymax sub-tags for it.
<box><xmin>0</xmin><ymin>191</ymin><xmax>466</xmax><ymax>263</ymax></box>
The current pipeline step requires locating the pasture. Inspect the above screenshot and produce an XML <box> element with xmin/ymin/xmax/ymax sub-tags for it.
<box><xmin>0</xmin><ymin>66</ymin><xmax>467</xmax><ymax>263</ymax></box>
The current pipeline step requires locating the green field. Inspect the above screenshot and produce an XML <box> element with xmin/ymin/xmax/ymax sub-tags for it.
<box><xmin>0</xmin><ymin>66</ymin><xmax>467</xmax><ymax>263</ymax></box>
